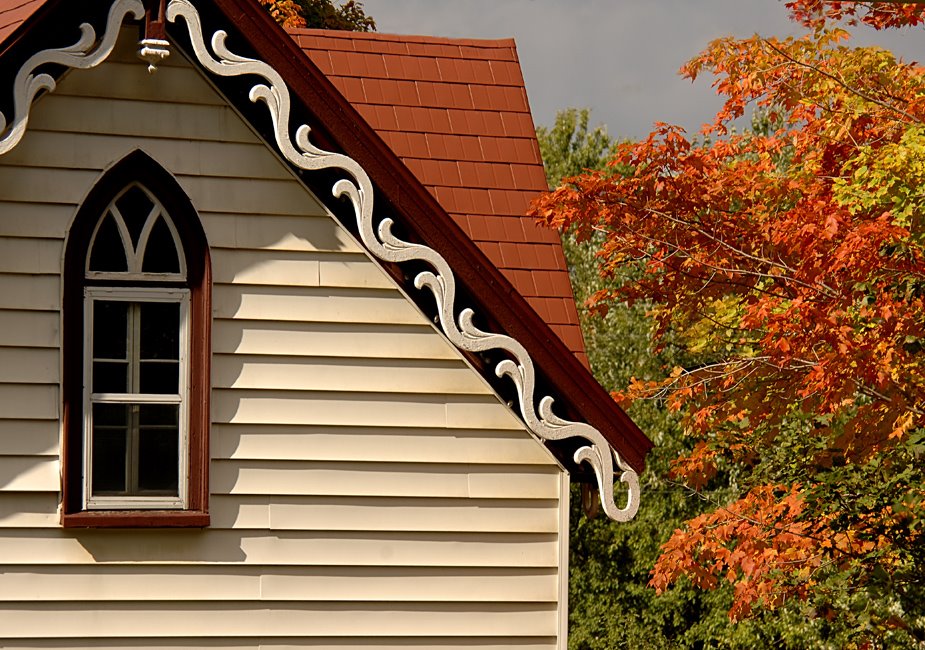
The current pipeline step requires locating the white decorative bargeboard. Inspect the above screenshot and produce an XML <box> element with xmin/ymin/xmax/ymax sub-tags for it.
<box><xmin>0</xmin><ymin>0</ymin><xmax>640</xmax><ymax>522</ymax></box>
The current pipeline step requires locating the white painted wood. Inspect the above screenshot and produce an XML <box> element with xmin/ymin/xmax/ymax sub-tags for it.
<box><xmin>0</xmin><ymin>601</ymin><xmax>558</xmax><ymax>638</ymax></box>
<box><xmin>260</xmin><ymin>567</ymin><xmax>558</xmax><ymax>603</ymax></box>
<box><xmin>267</xmin><ymin>497</ymin><xmax>559</xmax><ymax>533</ymax></box>
<box><xmin>0</xmin><ymin>131</ymin><xmax>294</xmax><ymax>180</ymax></box>
<box><xmin>0</xmin><ymin>238</ymin><xmax>61</xmax><ymax>274</ymax></box>
<box><xmin>0</xmin><ymin>565</ymin><xmax>557</xmax><ymax>602</ymax></box>
<box><xmin>0</xmin><ymin>347</ymin><xmax>58</xmax><ymax>384</ymax></box>
<box><xmin>211</xmin><ymin>251</ymin><xmax>392</xmax><ymax>290</ymax></box>
<box><xmin>0</xmin><ymin>456</ymin><xmax>59</xmax><ymax>492</ymax></box>
<box><xmin>107</xmin><ymin>27</ymin><xmax>192</xmax><ymax>67</ymax></box>
<box><xmin>0</xmin><ymin>640</ymin><xmax>556</xmax><ymax>650</ymax></box>
<box><xmin>177</xmin><ymin>176</ymin><xmax>326</xmax><ymax>216</ymax></box>
<box><xmin>0</xmin><ymin>493</ymin><xmax>58</xmax><ymax>527</ymax></box>
<box><xmin>0</xmin><ymin>202</ymin><xmax>72</xmax><ymax>239</ymax></box>
<box><xmin>0</xmin><ymin>310</ymin><xmax>58</xmax><ymax>348</ymax></box>
<box><xmin>0</xmin><ymin>273</ymin><xmax>59</xmax><ymax>311</ymax></box>
<box><xmin>0</xmin><ymin>530</ymin><xmax>559</xmax><ymax>567</ymax></box>
<box><xmin>58</xmin><ymin>61</ymin><xmax>226</xmax><ymax>106</ymax></box>
<box><xmin>29</xmin><ymin>95</ymin><xmax>257</xmax><ymax>143</ymax></box>
<box><xmin>207</xmin><ymin>495</ymin><xmax>271</xmax><ymax>530</ymax></box>
<box><xmin>0</xmin><ymin>420</ymin><xmax>59</xmax><ymax>456</ymax></box>
<box><xmin>0</xmin><ymin>384</ymin><xmax>58</xmax><ymax>420</ymax></box>
<box><xmin>212</xmin><ymin>460</ymin><xmax>559</xmax><ymax>500</ymax></box>
<box><xmin>212</xmin><ymin>424</ymin><xmax>552</xmax><ymax>464</ymax></box>
<box><xmin>318</xmin><ymin>258</ymin><xmax>395</xmax><ymax>289</ymax></box>
<box><xmin>212</xmin><ymin>355</ymin><xmax>489</xmax><ymax>395</ymax></box>
<box><xmin>446</xmin><ymin>399</ymin><xmax>525</xmax><ymax>430</ymax></box>
<box><xmin>212</xmin><ymin>250</ymin><xmax>320</xmax><ymax>287</ymax></box>
<box><xmin>213</xmin><ymin>285</ymin><xmax>422</xmax><ymax>325</ymax></box>
<box><xmin>201</xmin><ymin>214</ymin><xmax>358</xmax><ymax>252</ymax></box>
<box><xmin>212</xmin><ymin>391</ymin><xmax>523</xmax><ymax>430</ymax></box>
<box><xmin>213</xmin><ymin>321</ymin><xmax>457</xmax><ymax>360</ymax></box>
<box><xmin>0</xmin><ymin>166</ymin><xmax>96</xmax><ymax>205</ymax></box>
<box><xmin>0</xmin><ymin>24</ymin><xmax>567</xmax><ymax>648</ymax></box>
<box><xmin>557</xmin><ymin>472</ymin><xmax>570</xmax><ymax>650</ymax></box>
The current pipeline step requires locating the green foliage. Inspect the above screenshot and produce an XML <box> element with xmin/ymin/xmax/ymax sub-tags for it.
<box><xmin>294</xmin><ymin>0</ymin><xmax>375</xmax><ymax>31</ymax></box>
<box><xmin>538</xmin><ymin>108</ymin><xmax>892</xmax><ymax>649</ymax></box>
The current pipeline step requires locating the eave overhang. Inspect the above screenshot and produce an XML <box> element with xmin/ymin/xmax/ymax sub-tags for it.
<box><xmin>0</xmin><ymin>0</ymin><xmax>653</xmax><ymax>520</ymax></box>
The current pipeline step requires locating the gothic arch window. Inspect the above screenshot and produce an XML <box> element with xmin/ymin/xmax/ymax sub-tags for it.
<box><xmin>62</xmin><ymin>150</ymin><xmax>211</xmax><ymax>527</ymax></box>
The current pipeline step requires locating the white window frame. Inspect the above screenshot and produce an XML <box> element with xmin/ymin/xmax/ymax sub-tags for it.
<box><xmin>82</xmin><ymin>286</ymin><xmax>190</xmax><ymax>510</ymax></box>
<box><xmin>85</xmin><ymin>185</ymin><xmax>187</xmax><ymax>283</ymax></box>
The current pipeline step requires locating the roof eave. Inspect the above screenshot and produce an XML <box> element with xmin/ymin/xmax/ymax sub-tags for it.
<box><xmin>0</xmin><ymin>0</ymin><xmax>653</xmax><ymax>473</ymax></box>
<box><xmin>204</xmin><ymin>0</ymin><xmax>652</xmax><ymax>472</ymax></box>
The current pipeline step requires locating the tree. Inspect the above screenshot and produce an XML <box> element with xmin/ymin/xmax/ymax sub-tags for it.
<box><xmin>533</xmin><ymin>2</ymin><xmax>925</xmax><ymax>647</ymax></box>
<box><xmin>541</xmin><ymin>110</ymin><xmax>867</xmax><ymax>649</ymax></box>
<box><xmin>257</xmin><ymin>0</ymin><xmax>375</xmax><ymax>30</ymax></box>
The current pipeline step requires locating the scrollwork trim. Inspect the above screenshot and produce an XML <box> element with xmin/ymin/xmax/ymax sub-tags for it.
<box><xmin>0</xmin><ymin>0</ymin><xmax>146</xmax><ymax>155</ymax></box>
<box><xmin>0</xmin><ymin>0</ymin><xmax>640</xmax><ymax>522</ymax></box>
<box><xmin>166</xmin><ymin>0</ymin><xmax>638</xmax><ymax>522</ymax></box>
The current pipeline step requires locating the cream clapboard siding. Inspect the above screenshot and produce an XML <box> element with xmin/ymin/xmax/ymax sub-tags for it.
<box><xmin>0</xmin><ymin>27</ymin><xmax>567</xmax><ymax>649</ymax></box>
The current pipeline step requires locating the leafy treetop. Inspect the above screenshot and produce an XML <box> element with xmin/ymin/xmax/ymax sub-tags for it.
<box><xmin>257</xmin><ymin>0</ymin><xmax>375</xmax><ymax>30</ymax></box>
<box><xmin>532</xmin><ymin>0</ymin><xmax>925</xmax><ymax>645</ymax></box>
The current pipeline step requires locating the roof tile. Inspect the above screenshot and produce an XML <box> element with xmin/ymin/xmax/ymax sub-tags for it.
<box><xmin>500</xmin><ymin>111</ymin><xmax>535</xmax><ymax>138</ymax></box>
<box><xmin>0</xmin><ymin>13</ymin><xmax>587</xmax><ymax>357</ymax></box>
<box><xmin>437</xmin><ymin>160</ymin><xmax>462</xmax><ymax>186</ymax></box>
<box><xmin>457</xmin><ymin>161</ymin><xmax>479</xmax><ymax>187</ymax></box>
<box><xmin>511</xmin><ymin>270</ymin><xmax>537</xmax><ymax>297</ymax></box>
<box><xmin>424</xmin><ymin>133</ymin><xmax>449</xmax><ymax>160</ymax></box>
<box><xmin>481</xmin><ymin>111</ymin><xmax>505</xmax><ymax>137</ymax></box>
<box><xmin>511</xmin><ymin>163</ymin><xmax>546</xmax><ymax>192</ymax></box>
<box><xmin>470</xmin><ymin>188</ymin><xmax>494</xmax><ymax>215</ymax></box>
<box><xmin>518</xmin><ymin>243</ymin><xmax>541</xmax><ymax>270</ymax></box>
<box><xmin>489</xmin><ymin>60</ymin><xmax>525</xmax><ymax>85</ymax></box>
<box><xmin>460</xmin><ymin>135</ymin><xmax>483</xmax><ymax>161</ymax></box>
<box><xmin>535</xmin><ymin>245</ymin><xmax>559</xmax><ymax>271</ymax></box>
<box><xmin>291</xmin><ymin>28</ymin><xmax>587</xmax><ymax>358</ymax></box>
<box><xmin>499</xmin><ymin>242</ymin><xmax>521</xmax><ymax>269</ymax></box>
<box><xmin>403</xmin><ymin>132</ymin><xmax>427</xmax><ymax>157</ymax></box>
<box><xmin>526</xmin><ymin>296</ymin><xmax>551</xmax><ymax>323</ymax></box>
<box><xmin>334</xmin><ymin>76</ymin><xmax>365</xmax><ymax>102</ymax></box>
<box><xmin>466</xmin><ymin>214</ymin><xmax>492</xmax><ymax>241</ymax></box>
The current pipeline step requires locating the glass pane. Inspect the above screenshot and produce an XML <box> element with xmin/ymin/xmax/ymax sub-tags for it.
<box><xmin>93</xmin><ymin>301</ymin><xmax>128</xmax><ymax>360</ymax></box>
<box><xmin>91</xmin><ymin>403</ymin><xmax>129</xmax><ymax>495</ymax></box>
<box><xmin>140</xmin><ymin>302</ymin><xmax>179</xmax><ymax>360</ymax></box>
<box><xmin>88</xmin><ymin>213</ymin><xmax>128</xmax><ymax>273</ymax></box>
<box><xmin>141</xmin><ymin>216</ymin><xmax>181</xmax><ymax>274</ymax></box>
<box><xmin>115</xmin><ymin>185</ymin><xmax>154</xmax><ymax>249</ymax></box>
<box><xmin>140</xmin><ymin>361</ymin><xmax>179</xmax><ymax>394</ymax></box>
<box><xmin>138</xmin><ymin>404</ymin><xmax>179</xmax><ymax>494</ymax></box>
<box><xmin>92</xmin><ymin>361</ymin><xmax>128</xmax><ymax>393</ymax></box>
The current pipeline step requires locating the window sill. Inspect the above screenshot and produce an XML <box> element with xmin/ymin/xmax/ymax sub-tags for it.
<box><xmin>62</xmin><ymin>510</ymin><xmax>209</xmax><ymax>528</ymax></box>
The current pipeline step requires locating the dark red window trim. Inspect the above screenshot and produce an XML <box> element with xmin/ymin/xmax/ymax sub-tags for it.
<box><xmin>62</xmin><ymin>149</ymin><xmax>211</xmax><ymax>528</ymax></box>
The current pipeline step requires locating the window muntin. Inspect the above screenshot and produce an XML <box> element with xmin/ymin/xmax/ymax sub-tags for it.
<box><xmin>84</xmin><ymin>289</ymin><xmax>189</xmax><ymax>510</ymax></box>
<box><xmin>81</xmin><ymin>181</ymin><xmax>191</xmax><ymax>511</ymax></box>
<box><xmin>62</xmin><ymin>150</ymin><xmax>211</xmax><ymax>528</ymax></box>
<box><xmin>86</xmin><ymin>184</ymin><xmax>186</xmax><ymax>281</ymax></box>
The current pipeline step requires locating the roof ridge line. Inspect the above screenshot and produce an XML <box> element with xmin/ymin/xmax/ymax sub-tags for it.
<box><xmin>286</xmin><ymin>26</ymin><xmax>517</xmax><ymax>48</ymax></box>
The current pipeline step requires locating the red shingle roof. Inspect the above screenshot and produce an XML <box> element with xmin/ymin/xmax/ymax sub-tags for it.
<box><xmin>288</xmin><ymin>28</ymin><xmax>587</xmax><ymax>364</ymax></box>
<box><xmin>0</xmin><ymin>0</ymin><xmax>651</xmax><ymax>473</ymax></box>
<box><xmin>0</xmin><ymin>2</ymin><xmax>587</xmax><ymax>363</ymax></box>
<box><xmin>0</xmin><ymin>0</ymin><xmax>43</xmax><ymax>44</ymax></box>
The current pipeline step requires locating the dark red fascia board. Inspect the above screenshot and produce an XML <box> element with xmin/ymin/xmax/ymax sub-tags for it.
<box><xmin>0</xmin><ymin>0</ymin><xmax>653</xmax><ymax>472</ymax></box>
<box><xmin>207</xmin><ymin>0</ymin><xmax>652</xmax><ymax>473</ymax></box>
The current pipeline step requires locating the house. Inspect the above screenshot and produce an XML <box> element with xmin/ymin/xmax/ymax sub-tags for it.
<box><xmin>0</xmin><ymin>0</ymin><xmax>652</xmax><ymax>647</ymax></box>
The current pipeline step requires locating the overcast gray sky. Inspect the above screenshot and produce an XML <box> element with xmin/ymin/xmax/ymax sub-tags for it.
<box><xmin>359</xmin><ymin>0</ymin><xmax>923</xmax><ymax>140</ymax></box>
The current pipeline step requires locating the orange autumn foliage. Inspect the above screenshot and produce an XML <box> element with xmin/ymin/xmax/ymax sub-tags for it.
<box><xmin>532</xmin><ymin>0</ymin><xmax>925</xmax><ymax>641</ymax></box>
<box><xmin>257</xmin><ymin>0</ymin><xmax>306</xmax><ymax>27</ymax></box>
